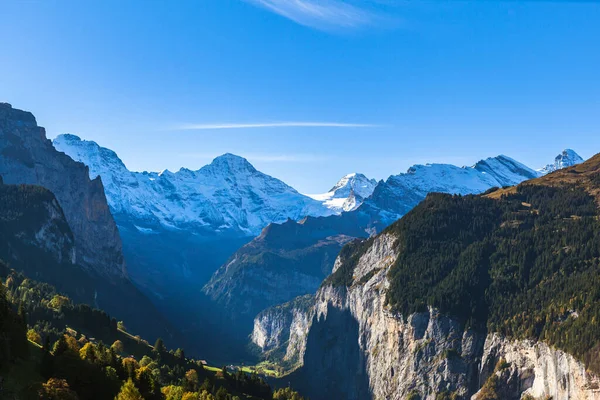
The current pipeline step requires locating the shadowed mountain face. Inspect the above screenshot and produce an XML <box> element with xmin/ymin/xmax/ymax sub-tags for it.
<box><xmin>203</xmin><ymin>218</ymin><xmax>357</xmax><ymax>326</ymax></box>
<box><xmin>285</xmin><ymin>305</ymin><xmax>370</xmax><ymax>400</ymax></box>
<box><xmin>0</xmin><ymin>103</ymin><xmax>125</xmax><ymax>279</ymax></box>
<box><xmin>0</xmin><ymin>180</ymin><xmax>176</xmax><ymax>345</ymax></box>
<box><xmin>51</xmin><ymin>134</ymin><xmax>338</xmax><ymax>328</ymax></box>
<box><xmin>0</xmin><ymin>104</ymin><xmax>177</xmax><ymax>345</ymax></box>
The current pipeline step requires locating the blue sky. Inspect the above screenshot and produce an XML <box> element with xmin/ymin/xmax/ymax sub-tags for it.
<box><xmin>1</xmin><ymin>1</ymin><xmax>599</xmax><ymax>193</ymax></box>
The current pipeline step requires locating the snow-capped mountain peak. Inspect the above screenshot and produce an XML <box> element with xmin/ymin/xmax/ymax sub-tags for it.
<box><xmin>307</xmin><ymin>172</ymin><xmax>377</xmax><ymax>213</ymax></box>
<box><xmin>362</xmin><ymin>154</ymin><xmax>541</xmax><ymax>229</ymax></box>
<box><xmin>329</xmin><ymin>173</ymin><xmax>377</xmax><ymax>197</ymax></box>
<box><xmin>538</xmin><ymin>149</ymin><xmax>584</xmax><ymax>175</ymax></box>
<box><xmin>52</xmin><ymin>134</ymin><xmax>334</xmax><ymax>236</ymax></box>
<box><xmin>204</xmin><ymin>153</ymin><xmax>257</xmax><ymax>175</ymax></box>
<box><xmin>472</xmin><ymin>154</ymin><xmax>538</xmax><ymax>187</ymax></box>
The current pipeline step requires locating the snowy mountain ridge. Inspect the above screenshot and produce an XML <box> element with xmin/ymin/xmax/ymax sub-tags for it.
<box><xmin>538</xmin><ymin>148</ymin><xmax>584</xmax><ymax>174</ymax></box>
<box><xmin>53</xmin><ymin>134</ymin><xmax>335</xmax><ymax>236</ymax></box>
<box><xmin>53</xmin><ymin>134</ymin><xmax>584</xmax><ymax>239</ymax></box>
<box><xmin>360</xmin><ymin>152</ymin><xmax>583</xmax><ymax>229</ymax></box>
<box><xmin>306</xmin><ymin>172</ymin><xmax>377</xmax><ymax>212</ymax></box>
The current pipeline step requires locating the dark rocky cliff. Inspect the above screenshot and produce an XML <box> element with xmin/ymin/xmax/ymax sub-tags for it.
<box><xmin>0</xmin><ymin>103</ymin><xmax>125</xmax><ymax>279</ymax></box>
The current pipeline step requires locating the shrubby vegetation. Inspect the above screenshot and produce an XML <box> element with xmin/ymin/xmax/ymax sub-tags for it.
<box><xmin>0</xmin><ymin>261</ymin><xmax>306</xmax><ymax>399</ymax></box>
<box><xmin>383</xmin><ymin>183</ymin><xmax>600</xmax><ymax>373</ymax></box>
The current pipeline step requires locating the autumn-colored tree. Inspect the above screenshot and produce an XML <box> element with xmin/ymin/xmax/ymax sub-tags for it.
<box><xmin>52</xmin><ymin>335</ymin><xmax>69</xmax><ymax>356</ymax></box>
<box><xmin>199</xmin><ymin>391</ymin><xmax>216</xmax><ymax>400</ymax></box>
<box><xmin>184</xmin><ymin>369</ymin><xmax>199</xmax><ymax>392</ymax></box>
<box><xmin>139</xmin><ymin>355</ymin><xmax>153</xmax><ymax>367</ymax></box>
<box><xmin>122</xmin><ymin>357</ymin><xmax>139</xmax><ymax>378</ymax></box>
<box><xmin>111</xmin><ymin>339</ymin><xmax>124</xmax><ymax>354</ymax></box>
<box><xmin>65</xmin><ymin>335</ymin><xmax>80</xmax><ymax>353</ymax></box>
<box><xmin>136</xmin><ymin>365</ymin><xmax>159</xmax><ymax>399</ymax></box>
<box><xmin>79</xmin><ymin>342</ymin><xmax>97</xmax><ymax>363</ymax></box>
<box><xmin>27</xmin><ymin>328</ymin><xmax>42</xmax><ymax>345</ymax></box>
<box><xmin>39</xmin><ymin>378</ymin><xmax>79</xmax><ymax>400</ymax></box>
<box><xmin>182</xmin><ymin>392</ymin><xmax>200</xmax><ymax>400</ymax></box>
<box><xmin>273</xmin><ymin>387</ymin><xmax>306</xmax><ymax>400</ymax></box>
<box><xmin>48</xmin><ymin>294</ymin><xmax>70</xmax><ymax>310</ymax></box>
<box><xmin>115</xmin><ymin>379</ymin><xmax>143</xmax><ymax>400</ymax></box>
<box><xmin>161</xmin><ymin>385</ymin><xmax>184</xmax><ymax>400</ymax></box>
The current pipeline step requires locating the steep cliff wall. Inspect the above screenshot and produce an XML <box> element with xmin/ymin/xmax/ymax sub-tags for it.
<box><xmin>251</xmin><ymin>294</ymin><xmax>316</xmax><ymax>369</ymax></box>
<box><xmin>0</xmin><ymin>103</ymin><xmax>125</xmax><ymax>278</ymax></box>
<box><xmin>475</xmin><ymin>334</ymin><xmax>600</xmax><ymax>400</ymax></box>
<box><xmin>254</xmin><ymin>231</ymin><xmax>600</xmax><ymax>399</ymax></box>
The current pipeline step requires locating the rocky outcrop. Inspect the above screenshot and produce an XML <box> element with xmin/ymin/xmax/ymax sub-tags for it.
<box><xmin>285</xmin><ymin>233</ymin><xmax>486</xmax><ymax>399</ymax></box>
<box><xmin>258</xmin><ymin>231</ymin><xmax>600</xmax><ymax>400</ymax></box>
<box><xmin>0</xmin><ymin>103</ymin><xmax>125</xmax><ymax>278</ymax></box>
<box><xmin>251</xmin><ymin>294</ymin><xmax>315</xmax><ymax>369</ymax></box>
<box><xmin>475</xmin><ymin>334</ymin><xmax>600</xmax><ymax>400</ymax></box>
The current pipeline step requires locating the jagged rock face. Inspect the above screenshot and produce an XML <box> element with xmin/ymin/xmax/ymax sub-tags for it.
<box><xmin>283</xmin><ymin>234</ymin><xmax>486</xmax><ymax>399</ymax></box>
<box><xmin>0</xmin><ymin>104</ymin><xmax>125</xmax><ymax>278</ymax></box>
<box><xmin>251</xmin><ymin>294</ymin><xmax>316</xmax><ymax>369</ymax></box>
<box><xmin>475</xmin><ymin>334</ymin><xmax>600</xmax><ymax>400</ymax></box>
<box><xmin>258</xmin><ymin>232</ymin><xmax>600</xmax><ymax>400</ymax></box>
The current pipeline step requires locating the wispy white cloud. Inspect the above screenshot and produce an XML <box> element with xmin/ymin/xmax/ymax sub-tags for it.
<box><xmin>176</xmin><ymin>121</ymin><xmax>379</xmax><ymax>130</ymax></box>
<box><xmin>245</xmin><ymin>0</ymin><xmax>379</xmax><ymax>30</ymax></box>
<box><xmin>180</xmin><ymin>152</ymin><xmax>330</xmax><ymax>163</ymax></box>
<box><xmin>248</xmin><ymin>153</ymin><xmax>330</xmax><ymax>163</ymax></box>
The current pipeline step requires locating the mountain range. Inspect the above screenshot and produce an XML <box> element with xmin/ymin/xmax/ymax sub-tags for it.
<box><xmin>51</xmin><ymin>131</ymin><xmax>585</xmax><ymax>343</ymax></box>
<box><xmin>2</xmin><ymin>102</ymin><xmax>599</xmax><ymax>400</ymax></box>
<box><xmin>53</xmin><ymin>134</ymin><xmax>346</xmax><ymax>236</ymax></box>
<box><xmin>203</xmin><ymin>151</ymin><xmax>583</xmax><ymax>330</ymax></box>
<box><xmin>257</xmin><ymin>153</ymin><xmax>600</xmax><ymax>400</ymax></box>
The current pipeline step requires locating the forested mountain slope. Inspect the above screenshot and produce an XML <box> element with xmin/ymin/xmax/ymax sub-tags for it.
<box><xmin>208</xmin><ymin>151</ymin><xmax>582</xmax><ymax>344</ymax></box>
<box><xmin>0</xmin><ymin>261</ymin><xmax>305</xmax><ymax>400</ymax></box>
<box><xmin>258</xmin><ymin>152</ymin><xmax>600</xmax><ymax>400</ymax></box>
